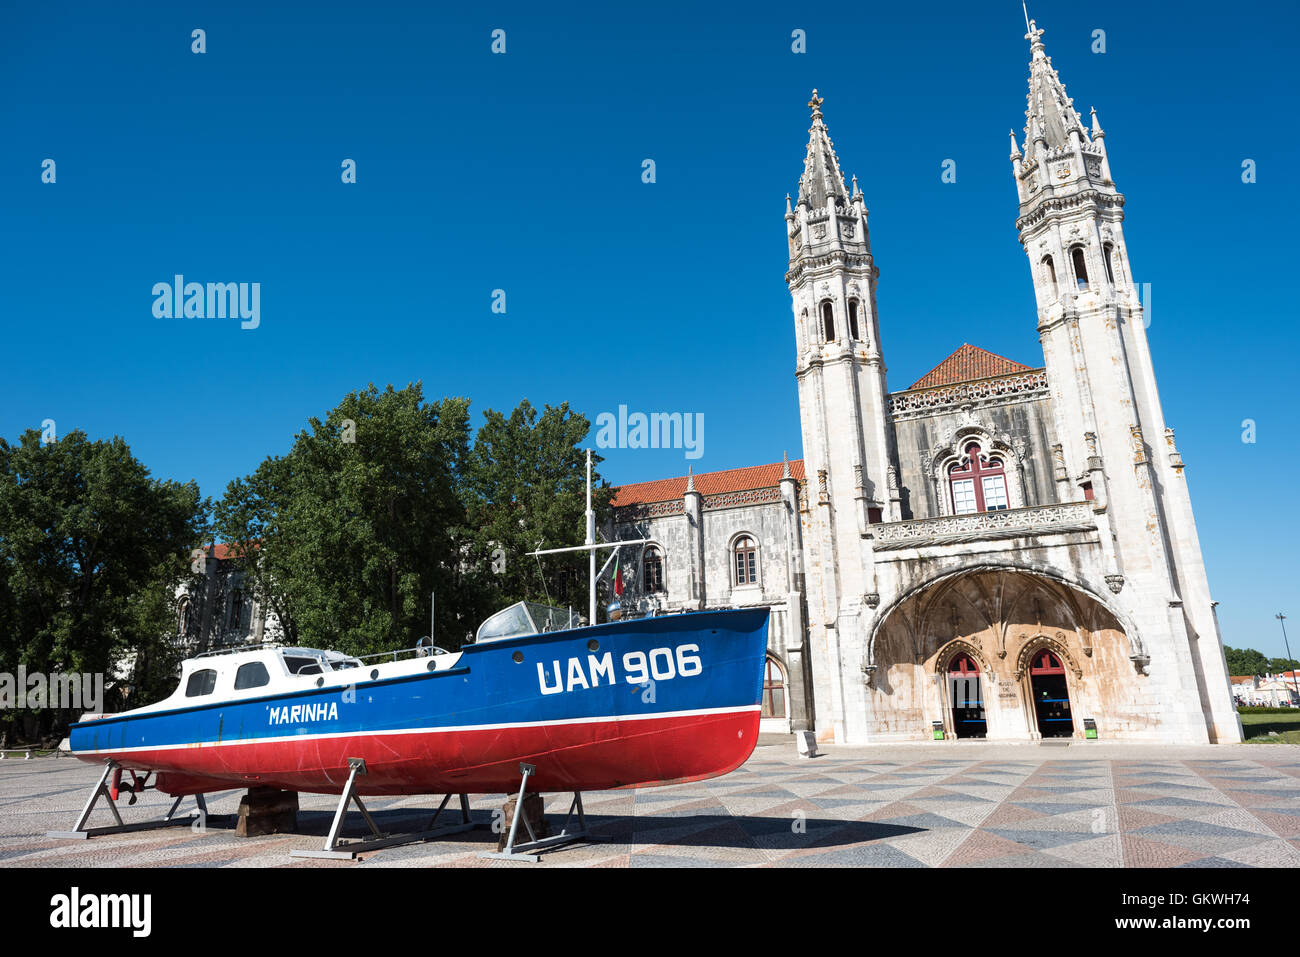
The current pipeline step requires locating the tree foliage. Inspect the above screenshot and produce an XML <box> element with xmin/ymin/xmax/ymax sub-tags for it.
<box><xmin>214</xmin><ymin>385</ymin><xmax>611</xmax><ymax>657</ymax></box>
<box><xmin>0</xmin><ymin>430</ymin><xmax>205</xmax><ymax>736</ymax></box>
<box><xmin>1224</xmin><ymin>646</ymin><xmax>1300</xmax><ymax>677</ymax></box>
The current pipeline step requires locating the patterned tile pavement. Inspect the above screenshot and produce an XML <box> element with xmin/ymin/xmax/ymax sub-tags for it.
<box><xmin>4</xmin><ymin>741</ymin><xmax>1300</xmax><ymax>867</ymax></box>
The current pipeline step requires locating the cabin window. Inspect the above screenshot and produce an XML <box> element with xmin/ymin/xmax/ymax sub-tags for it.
<box><xmin>283</xmin><ymin>655</ymin><xmax>319</xmax><ymax>675</ymax></box>
<box><xmin>1071</xmin><ymin>246</ymin><xmax>1089</xmax><ymax>290</ymax></box>
<box><xmin>642</xmin><ymin>546</ymin><xmax>664</xmax><ymax>593</ymax></box>
<box><xmin>821</xmin><ymin>301</ymin><xmax>835</xmax><ymax>342</ymax></box>
<box><xmin>234</xmin><ymin>661</ymin><xmax>270</xmax><ymax>690</ymax></box>
<box><xmin>185</xmin><ymin>669</ymin><xmax>218</xmax><ymax>697</ymax></box>
<box><xmin>734</xmin><ymin>536</ymin><xmax>758</xmax><ymax>586</ymax></box>
<box><xmin>948</xmin><ymin>443</ymin><xmax>1009</xmax><ymax>514</ymax></box>
<box><xmin>848</xmin><ymin>300</ymin><xmax>861</xmax><ymax>341</ymax></box>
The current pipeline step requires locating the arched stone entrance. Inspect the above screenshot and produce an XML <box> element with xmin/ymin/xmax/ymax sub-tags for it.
<box><xmin>1028</xmin><ymin>649</ymin><xmax>1073</xmax><ymax>737</ymax></box>
<box><xmin>947</xmin><ymin>653</ymin><xmax>987</xmax><ymax>738</ymax></box>
<box><xmin>866</xmin><ymin>566</ymin><xmax>1145</xmax><ymax>741</ymax></box>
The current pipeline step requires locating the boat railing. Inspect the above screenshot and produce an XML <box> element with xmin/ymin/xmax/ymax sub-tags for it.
<box><xmin>352</xmin><ymin>644</ymin><xmax>454</xmax><ymax>665</ymax></box>
<box><xmin>194</xmin><ymin>641</ymin><xmax>287</xmax><ymax>659</ymax></box>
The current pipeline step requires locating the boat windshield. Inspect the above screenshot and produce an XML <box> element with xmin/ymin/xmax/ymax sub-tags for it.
<box><xmin>475</xmin><ymin>601</ymin><xmax>578</xmax><ymax>643</ymax></box>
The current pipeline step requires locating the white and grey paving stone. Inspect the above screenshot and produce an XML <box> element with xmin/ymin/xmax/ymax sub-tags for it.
<box><xmin>4</xmin><ymin>741</ymin><xmax>1300</xmax><ymax>867</ymax></box>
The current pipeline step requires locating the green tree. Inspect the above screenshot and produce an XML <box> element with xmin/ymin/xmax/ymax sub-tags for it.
<box><xmin>215</xmin><ymin>389</ymin><xmax>611</xmax><ymax>657</ymax></box>
<box><xmin>215</xmin><ymin>383</ymin><xmax>473</xmax><ymax>657</ymax></box>
<box><xmin>463</xmin><ymin>400</ymin><xmax>614</xmax><ymax>620</ymax></box>
<box><xmin>1224</xmin><ymin>646</ymin><xmax>1272</xmax><ymax>677</ymax></box>
<box><xmin>0</xmin><ymin>429</ymin><xmax>205</xmax><ymax>737</ymax></box>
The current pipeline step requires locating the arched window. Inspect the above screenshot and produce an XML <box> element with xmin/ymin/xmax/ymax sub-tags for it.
<box><xmin>1071</xmin><ymin>246</ymin><xmax>1089</xmax><ymax>290</ymax></box>
<box><xmin>1102</xmin><ymin>242</ymin><xmax>1115</xmax><ymax>284</ymax></box>
<box><xmin>733</xmin><ymin>535</ymin><xmax>758</xmax><ymax>586</ymax></box>
<box><xmin>800</xmin><ymin>309</ymin><xmax>809</xmax><ymax>348</ymax></box>
<box><xmin>848</xmin><ymin>300</ymin><xmax>861</xmax><ymax>341</ymax></box>
<box><xmin>761</xmin><ymin>655</ymin><xmax>788</xmax><ymax>718</ymax></box>
<box><xmin>821</xmin><ymin>301</ymin><xmax>835</xmax><ymax>342</ymax></box>
<box><xmin>641</xmin><ymin>546</ymin><xmax>664</xmax><ymax>593</ymax></box>
<box><xmin>948</xmin><ymin>442</ymin><xmax>1009</xmax><ymax>514</ymax></box>
<box><xmin>229</xmin><ymin>589</ymin><xmax>244</xmax><ymax>632</ymax></box>
<box><xmin>178</xmin><ymin>597</ymin><xmax>194</xmax><ymax>639</ymax></box>
<box><xmin>1042</xmin><ymin>255</ymin><xmax>1057</xmax><ymax>298</ymax></box>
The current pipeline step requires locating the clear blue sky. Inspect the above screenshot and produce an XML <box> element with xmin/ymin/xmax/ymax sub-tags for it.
<box><xmin>1</xmin><ymin>1</ymin><xmax>1295</xmax><ymax>657</ymax></box>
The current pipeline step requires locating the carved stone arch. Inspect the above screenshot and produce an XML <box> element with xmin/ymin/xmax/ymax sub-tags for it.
<box><xmin>867</xmin><ymin>561</ymin><xmax>1148</xmax><ymax>671</ymax></box>
<box><xmin>934</xmin><ymin>638</ymin><xmax>992</xmax><ymax>677</ymax></box>
<box><xmin>914</xmin><ymin>574</ymin><xmax>997</xmax><ymax>656</ymax></box>
<box><xmin>1014</xmin><ymin>632</ymin><xmax>1083</xmax><ymax>681</ymax></box>
<box><xmin>929</xmin><ymin>423</ymin><xmax>1027</xmax><ymax>516</ymax></box>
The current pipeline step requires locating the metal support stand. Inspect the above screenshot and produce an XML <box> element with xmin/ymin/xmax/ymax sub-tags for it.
<box><xmin>291</xmin><ymin>758</ymin><xmax>475</xmax><ymax>860</ymax></box>
<box><xmin>480</xmin><ymin>762</ymin><xmax>592</xmax><ymax>862</ymax></box>
<box><xmin>47</xmin><ymin>759</ymin><xmax>209</xmax><ymax>839</ymax></box>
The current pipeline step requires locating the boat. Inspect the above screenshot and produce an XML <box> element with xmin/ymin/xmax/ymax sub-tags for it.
<box><xmin>67</xmin><ymin>600</ymin><xmax>770</xmax><ymax>796</ymax></box>
<box><xmin>58</xmin><ymin>451</ymin><xmax>771</xmax><ymax>859</ymax></box>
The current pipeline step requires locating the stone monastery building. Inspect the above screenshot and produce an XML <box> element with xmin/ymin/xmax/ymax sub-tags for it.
<box><xmin>608</xmin><ymin>20</ymin><xmax>1241</xmax><ymax>745</ymax></box>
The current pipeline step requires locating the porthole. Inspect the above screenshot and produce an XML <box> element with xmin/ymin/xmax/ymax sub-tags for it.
<box><xmin>427</xmin><ymin>660</ymin><xmax>438</xmax><ymax>672</ymax></box>
<box><xmin>588</xmin><ymin>639</ymin><xmax>600</xmax><ymax>652</ymax></box>
<box><xmin>512</xmin><ymin>651</ymin><xmax>524</xmax><ymax>663</ymax></box>
<box><xmin>315</xmin><ymin>676</ymin><xmax>324</xmax><ymax>688</ymax></box>
<box><xmin>370</xmin><ymin>669</ymin><xmax>379</xmax><ymax>680</ymax></box>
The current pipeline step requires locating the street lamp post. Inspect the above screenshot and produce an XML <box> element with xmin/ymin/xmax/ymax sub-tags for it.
<box><xmin>1279</xmin><ymin>614</ymin><xmax>1298</xmax><ymax>705</ymax></box>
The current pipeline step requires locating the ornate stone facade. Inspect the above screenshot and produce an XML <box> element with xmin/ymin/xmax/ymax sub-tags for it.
<box><xmin>610</xmin><ymin>21</ymin><xmax>1241</xmax><ymax>745</ymax></box>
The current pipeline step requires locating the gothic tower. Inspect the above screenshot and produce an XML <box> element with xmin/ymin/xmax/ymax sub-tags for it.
<box><xmin>1010</xmin><ymin>21</ymin><xmax>1240</xmax><ymax>741</ymax></box>
<box><xmin>786</xmin><ymin>91</ymin><xmax>897</xmax><ymax>741</ymax></box>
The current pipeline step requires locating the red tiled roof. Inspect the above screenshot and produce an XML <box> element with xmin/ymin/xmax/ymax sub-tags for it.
<box><xmin>209</xmin><ymin>542</ymin><xmax>258</xmax><ymax>561</ymax></box>
<box><xmin>612</xmin><ymin>460</ymin><xmax>806</xmax><ymax>507</ymax></box>
<box><xmin>906</xmin><ymin>343</ymin><xmax>1038</xmax><ymax>391</ymax></box>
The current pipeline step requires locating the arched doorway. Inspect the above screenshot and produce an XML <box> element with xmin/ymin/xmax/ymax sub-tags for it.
<box><xmin>947</xmin><ymin>653</ymin><xmax>986</xmax><ymax>738</ymax></box>
<box><xmin>1029</xmin><ymin>649</ymin><xmax>1074</xmax><ymax>738</ymax></box>
<box><xmin>761</xmin><ymin>655</ymin><xmax>787</xmax><ymax>720</ymax></box>
<box><xmin>759</xmin><ymin>654</ymin><xmax>790</xmax><ymax>733</ymax></box>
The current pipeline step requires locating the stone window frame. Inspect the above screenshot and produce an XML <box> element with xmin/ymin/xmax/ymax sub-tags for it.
<box><xmin>819</xmin><ymin>299</ymin><xmax>836</xmax><ymax>343</ymax></box>
<box><xmin>929</xmin><ymin>426</ymin><xmax>1027</xmax><ymax>517</ymax></box>
<box><xmin>639</xmin><ymin>542</ymin><xmax>666</xmax><ymax>595</ymax></box>
<box><xmin>729</xmin><ymin>531</ymin><xmax>761</xmax><ymax>589</ymax></box>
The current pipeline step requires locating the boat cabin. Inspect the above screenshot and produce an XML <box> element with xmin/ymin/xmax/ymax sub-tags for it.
<box><xmin>475</xmin><ymin>601</ymin><xmax>580</xmax><ymax>644</ymax></box>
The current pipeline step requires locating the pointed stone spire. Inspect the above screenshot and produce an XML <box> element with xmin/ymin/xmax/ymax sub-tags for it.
<box><xmin>1020</xmin><ymin>19</ymin><xmax>1090</xmax><ymax>162</ymax></box>
<box><xmin>781</xmin><ymin>452</ymin><xmax>792</xmax><ymax>480</ymax></box>
<box><xmin>1090</xmin><ymin>105</ymin><xmax>1104</xmax><ymax>138</ymax></box>
<box><xmin>796</xmin><ymin>89</ymin><xmax>849</xmax><ymax>210</ymax></box>
<box><xmin>685</xmin><ymin>466</ymin><xmax>695</xmax><ymax>494</ymax></box>
<box><xmin>1009</xmin><ymin>129</ymin><xmax>1022</xmax><ymax>160</ymax></box>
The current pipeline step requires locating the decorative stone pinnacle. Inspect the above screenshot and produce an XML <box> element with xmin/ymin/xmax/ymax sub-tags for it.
<box><xmin>1026</xmin><ymin>18</ymin><xmax>1045</xmax><ymax>56</ymax></box>
<box><xmin>808</xmin><ymin>89</ymin><xmax>824</xmax><ymax>121</ymax></box>
<box><xmin>685</xmin><ymin>466</ymin><xmax>696</xmax><ymax>494</ymax></box>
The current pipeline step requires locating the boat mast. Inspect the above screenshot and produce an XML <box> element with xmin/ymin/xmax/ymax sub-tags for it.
<box><xmin>525</xmin><ymin>448</ymin><xmax>650</xmax><ymax>625</ymax></box>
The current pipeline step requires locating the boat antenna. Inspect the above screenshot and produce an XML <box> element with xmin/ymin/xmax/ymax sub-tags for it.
<box><xmin>586</xmin><ymin>448</ymin><xmax>596</xmax><ymax>623</ymax></box>
<box><xmin>532</xmin><ymin>539</ymin><xmax>555</xmax><ymax>606</ymax></box>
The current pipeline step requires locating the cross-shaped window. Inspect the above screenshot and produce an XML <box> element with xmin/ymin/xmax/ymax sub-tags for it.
<box><xmin>948</xmin><ymin>443</ymin><xmax>1009</xmax><ymax>515</ymax></box>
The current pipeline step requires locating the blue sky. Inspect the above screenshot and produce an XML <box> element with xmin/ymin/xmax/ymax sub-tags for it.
<box><xmin>1</xmin><ymin>0</ymin><xmax>1296</xmax><ymax>657</ymax></box>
